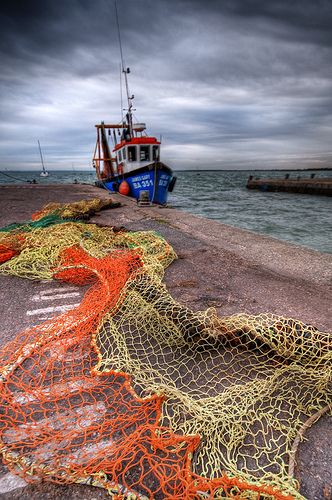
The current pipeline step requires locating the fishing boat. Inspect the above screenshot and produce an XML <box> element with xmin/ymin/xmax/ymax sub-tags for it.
<box><xmin>92</xmin><ymin>117</ymin><xmax>176</xmax><ymax>205</ymax></box>
<box><xmin>38</xmin><ymin>140</ymin><xmax>49</xmax><ymax>177</ymax></box>
<box><xmin>92</xmin><ymin>7</ymin><xmax>176</xmax><ymax>205</ymax></box>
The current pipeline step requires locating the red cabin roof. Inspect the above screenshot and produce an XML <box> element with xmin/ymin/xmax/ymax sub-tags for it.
<box><xmin>114</xmin><ymin>137</ymin><xmax>160</xmax><ymax>151</ymax></box>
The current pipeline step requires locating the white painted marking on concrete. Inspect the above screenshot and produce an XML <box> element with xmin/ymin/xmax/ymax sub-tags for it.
<box><xmin>31</xmin><ymin>291</ymin><xmax>80</xmax><ymax>302</ymax></box>
<box><xmin>13</xmin><ymin>377</ymin><xmax>100</xmax><ymax>405</ymax></box>
<box><xmin>3</xmin><ymin>402</ymin><xmax>107</xmax><ymax>443</ymax></box>
<box><xmin>37</xmin><ymin>286</ymin><xmax>79</xmax><ymax>293</ymax></box>
<box><xmin>26</xmin><ymin>303</ymin><xmax>80</xmax><ymax>316</ymax></box>
<box><xmin>33</xmin><ymin>437</ymin><xmax>115</xmax><ymax>466</ymax></box>
<box><xmin>0</xmin><ymin>472</ymin><xmax>27</xmax><ymax>494</ymax></box>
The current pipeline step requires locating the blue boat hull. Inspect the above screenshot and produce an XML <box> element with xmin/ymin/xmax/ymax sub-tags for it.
<box><xmin>96</xmin><ymin>163</ymin><xmax>176</xmax><ymax>205</ymax></box>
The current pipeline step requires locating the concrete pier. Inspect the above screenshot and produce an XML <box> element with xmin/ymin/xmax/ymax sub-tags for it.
<box><xmin>0</xmin><ymin>183</ymin><xmax>331</xmax><ymax>500</ymax></box>
<box><xmin>247</xmin><ymin>175</ymin><xmax>332</xmax><ymax>196</ymax></box>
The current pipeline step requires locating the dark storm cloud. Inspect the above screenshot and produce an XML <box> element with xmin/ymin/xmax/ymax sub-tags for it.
<box><xmin>224</xmin><ymin>0</ymin><xmax>332</xmax><ymax>45</ymax></box>
<box><xmin>180</xmin><ymin>0</ymin><xmax>332</xmax><ymax>46</ymax></box>
<box><xmin>0</xmin><ymin>0</ymin><xmax>331</xmax><ymax>170</ymax></box>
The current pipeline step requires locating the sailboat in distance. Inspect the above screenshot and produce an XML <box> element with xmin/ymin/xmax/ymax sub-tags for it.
<box><xmin>38</xmin><ymin>140</ymin><xmax>49</xmax><ymax>177</ymax></box>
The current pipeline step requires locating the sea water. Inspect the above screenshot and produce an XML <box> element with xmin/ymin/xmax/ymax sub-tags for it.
<box><xmin>1</xmin><ymin>169</ymin><xmax>331</xmax><ymax>254</ymax></box>
<box><xmin>169</xmin><ymin>170</ymin><xmax>332</xmax><ymax>254</ymax></box>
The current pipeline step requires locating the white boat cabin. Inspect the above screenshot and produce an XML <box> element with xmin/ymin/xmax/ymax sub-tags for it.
<box><xmin>93</xmin><ymin>122</ymin><xmax>162</xmax><ymax>180</ymax></box>
<box><xmin>113</xmin><ymin>137</ymin><xmax>160</xmax><ymax>175</ymax></box>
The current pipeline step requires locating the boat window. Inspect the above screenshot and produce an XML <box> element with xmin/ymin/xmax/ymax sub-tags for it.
<box><xmin>122</xmin><ymin>147</ymin><xmax>126</xmax><ymax>160</ymax></box>
<box><xmin>140</xmin><ymin>145</ymin><xmax>150</xmax><ymax>161</ymax></box>
<box><xmin>128</xmin><ymin>146</ymin><xmax>137</xmax><ymax>162</ymax></box>
<box><xmin>118</xmin><ymin>150</ymin><xmax>122</xmax><ymax>161</ymax></box>
<box><xmin>152</xmin><ymin>146</ymin><xmax>159</xmax><ymax>161</ymax></box>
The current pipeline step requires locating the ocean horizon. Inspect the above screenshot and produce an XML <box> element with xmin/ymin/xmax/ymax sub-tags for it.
<box><xmin>1</xmin><ymin>168</ymin><xmax>331</xmax><ymax>254</ymax></box>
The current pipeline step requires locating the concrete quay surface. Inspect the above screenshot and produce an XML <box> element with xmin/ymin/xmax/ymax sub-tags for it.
<box><xmin>0</xmin><ymin>183</ymin><xmax>331</xmax><ymax>500</ymax></box>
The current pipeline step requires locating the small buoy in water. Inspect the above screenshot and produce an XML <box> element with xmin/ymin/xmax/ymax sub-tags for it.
<box><xmin>119</xmin><ymin>180</ymin><xmax>130</xmax><ymax>196</ymax></box>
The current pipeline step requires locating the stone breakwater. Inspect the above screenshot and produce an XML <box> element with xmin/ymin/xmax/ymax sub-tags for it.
<box><xmin>247</xmin><ymin>175</ymin><xmax>332</xmax><ymax>196</ymax></box>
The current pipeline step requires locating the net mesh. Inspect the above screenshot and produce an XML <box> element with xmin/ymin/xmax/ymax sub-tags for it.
<box><xmin>0</xmin><ymin>199</ymin><xmax>330</xmax><ymax>499</ymax></box>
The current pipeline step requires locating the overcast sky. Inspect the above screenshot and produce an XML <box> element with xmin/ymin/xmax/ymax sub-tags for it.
<box><xmin>0</xmin><ymin>0</ymin><xmax>332</xmax><ymax>171</ymax></box>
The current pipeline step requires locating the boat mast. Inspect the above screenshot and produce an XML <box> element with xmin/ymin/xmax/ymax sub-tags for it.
<box><xmin>115</xmin><ymin>0</ymin><xmax>134</xmax><ymax>139</ymax></box>
<box><xmin>38</xmin><ymin>140</ymin><xmax>46</xmax><ymax>173</ymax></box>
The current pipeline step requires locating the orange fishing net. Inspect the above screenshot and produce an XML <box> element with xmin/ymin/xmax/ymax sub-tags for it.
<box><xmin>0</xmin><ymin>235</ymin><xmax>25</xmax><ymax>264</ymax></box>
<box><xmin>0</xmin><ymin>199</ymin><xmax>330</xmax><ymax>499</ymax></box>
<box><xmin>0</xmin><ymin>244</ymin><xmax>16</xmax><ymax>264</ymax></box>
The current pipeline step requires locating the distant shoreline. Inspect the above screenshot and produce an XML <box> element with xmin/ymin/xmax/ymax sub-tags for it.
<box><xmin>174</xmin><ymin>167</ymin><xmax>332</xmax><ymax>172</ymax></box>
<box><xmin>2</xmin><ymin>167</ymin><xmax>331</xmax><ymax>173</ymax></box>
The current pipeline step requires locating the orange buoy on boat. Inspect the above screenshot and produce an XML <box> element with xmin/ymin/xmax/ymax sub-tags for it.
<box><xmin>119</xmin><ymin>180</ymin><xmax>130</xmax><ymax>196</ymax></box>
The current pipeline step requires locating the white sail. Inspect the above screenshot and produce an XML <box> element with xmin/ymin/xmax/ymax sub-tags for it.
<box><xmin>38</xmin><ymin>140</ymin><xmax>49</xmax><ymax>177</ymax></box>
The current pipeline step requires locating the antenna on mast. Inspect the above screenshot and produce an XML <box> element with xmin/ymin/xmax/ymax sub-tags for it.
<box><xmin>119</xmin><ymin>63</ymin><xmax>124</xmax><ymax>123</ymax></box>
<box><xmin>115</xmin><ymin>0</ymin><xmax>133</xmax><ymax>138</ymax></box>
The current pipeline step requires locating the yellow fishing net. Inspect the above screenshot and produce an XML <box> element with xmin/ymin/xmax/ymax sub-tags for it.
<box><xmin>0</xmin><ymin>199</ymin><xmax>330</xmax><ymax>499</ymax></box>
<box><xmin>31</xmin><ymin>197</ymin><xmax>118</xmax><ymax>221</ymax></box>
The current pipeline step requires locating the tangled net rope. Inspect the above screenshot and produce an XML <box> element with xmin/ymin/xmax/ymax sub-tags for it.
<box><xmin>0</xmin><ymin>198</ymin><xmax>330</xmax><ymax>499</ymax></box>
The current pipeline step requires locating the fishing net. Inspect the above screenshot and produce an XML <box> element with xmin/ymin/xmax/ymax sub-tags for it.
<box><xmin>0</xmin><ymin>198</ymin><xmax>119</xmax><ymax>234</ymax></box>
<box><xmin>0</xmin><ymin>199</ymin><xmax>331</xmax><ymax>499</ymax></box>
<box><xmin>31</xmin><ymin>198</ymin><xmax>119</xmax><ymax>221</ymax></box>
